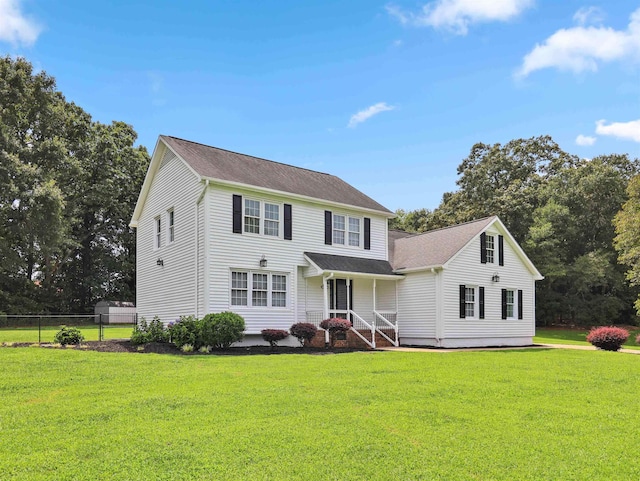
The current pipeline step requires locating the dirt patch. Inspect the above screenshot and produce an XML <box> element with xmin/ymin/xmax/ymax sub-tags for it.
<box><xmin>3</xmin><ymin>340</ymin><xmax>369</xmax><ymax>356</ymax></box>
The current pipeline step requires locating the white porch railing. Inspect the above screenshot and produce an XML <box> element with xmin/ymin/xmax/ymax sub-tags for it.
<box><xmin>305</xmin><ymin>311</ymin><xmax>324</xmax><ymax>327</ymax></box>
<box><xmin>348</xmin><ymin>310</ymin><xmax>375</xmax><ymax>349</ymax></box>
<box><xmin>373</xmin><ymin>310</ymin><xmax>398</xmax><ymax>347</ymax></box>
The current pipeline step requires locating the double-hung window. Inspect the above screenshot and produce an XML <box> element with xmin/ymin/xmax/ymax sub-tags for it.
<box><xmin>485</xmin><ymin>235</ymin><xmax>495</xmax><ymax>263</ymax></box>
<box><xmin>243</xmin><ymin>199</ymin><xmax>280</xmax><ymax>237</ymax></box>
<box><xmin>506</xmin><ymin>289</ymin><xmax>515</xmax><ymax>319</ymax></box>
<box><xmin>333</xmin><ymin>214</ymin><xmax>361</xmax><ymax>247</ymax></box>
<box><xmin>167</xmin><ymin>209</ymin><xmax>175</xmax><ymax>243</ymax></box>
<box><xmin>465</xmin><ymin>287</ymin><xmax>476</xmax><ymax>318</ymax></box>
<box><xmin>264</xmin><ymin>203</ymin><xmax>279</xmax><ymax>236</ymax></box>
<box><xmin>154</xmin><ymin>216</ymin><xmax>161</xmax><ymax>249</ymax></box>
<box><xmin>231</xmin><ymin>271</ymin><xmax>288</xmax><ymax>308</ymax></box>
<box><xmin>244</xmin><ymin>199</ymin><xmax>261</xmax><ymax>234</ymax></box>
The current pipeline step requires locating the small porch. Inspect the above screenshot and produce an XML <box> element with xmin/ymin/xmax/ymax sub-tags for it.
<box><xmin>303</xmin><ymin>252</ymin><xmax>403</xmax><ymax>348</ymax></box>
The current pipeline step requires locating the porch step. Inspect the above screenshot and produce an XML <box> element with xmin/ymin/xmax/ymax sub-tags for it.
<box><xmin>305</xmin><ymin>329</ymin><xmax>395</xmax><ymax>349</ymax></box>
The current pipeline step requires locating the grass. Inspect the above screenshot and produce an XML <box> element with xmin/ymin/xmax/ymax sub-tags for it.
<box><xmin>0</xmin><ymin>324</ymin><xmax>134</xmax><ymax>343</ymax></box>
<box><xmin>1</xmin><ymin>348</ymin><xmax>640</xmax><ymax>480</ymax></box>
<box><xmin>535</xmin><ymin>327</ymin><xmax>640</xmax><ymax>350</ymax></box>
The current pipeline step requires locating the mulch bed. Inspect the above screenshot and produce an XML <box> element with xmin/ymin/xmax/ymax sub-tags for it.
<box><xmin>3</xmin><ymin>340</ymin><xmax>368</xmax><ymax>355</ymax></box>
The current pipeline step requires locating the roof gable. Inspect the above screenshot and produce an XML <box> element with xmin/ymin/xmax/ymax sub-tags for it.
<box><xmin>160</xmin><ymin>136</ymin><xmax>392</xmax><ymax>214</ymax></box>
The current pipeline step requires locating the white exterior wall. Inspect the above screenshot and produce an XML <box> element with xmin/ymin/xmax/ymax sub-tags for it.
<box><xmin>375</xmin><ymin>280</ymin><xmax>396</xmax><ymax>312</ymax></box>
<box><xmin>136</xmin><ymin>148</ymin><xmax>203</xmax><ymax>322</ymax></box>
<box><xmin>397</xmin><ymin>272</ymin><xmax>437</xmax><ymax>344</ymax></box>
<box><xmin>206</xmin><ymin>184</ymin><xmax>389</xmax><ymax>333</ymax></box>
<box><xmin>441</xmin><ymin>227</ymin><xmax>535</xmax><ymax>345</ymax></box>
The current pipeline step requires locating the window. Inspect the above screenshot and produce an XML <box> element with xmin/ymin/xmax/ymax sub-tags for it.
<box><xmin>167</xmin><ymin>209</ymin><xmax>175</xmax><ymax>243</ymax></box>
<box><xmin>506</xmin><ymin>289</ymin><xmax>515</xmax><ymax>319</ymax></box>
<box><xmin>485</xmin><ymin>235</ymin><xmax>495</xmax><ymax>263</ymax></box>
<box><xmin>154</xmin><ymin>216</ymin><xmax>161</xmax><ymax>249</ymax></box>
<box><xmin>348</xmin><ymin>218</ymin><xmax>360</xmax><ymax>246</ymax></box>
<box><xmin>231</xmin><ymin>272</ymin><xmax>248</xmax><ymax>306</ymax></box>
<box><xmin>465</xmin><ymin>287</ymin><xmax>476</xmax><ymax>318</ymax></box>
<box><xmin>230</xmin><ymin>270</ymin><xmax>288</xmax><ymax>308</ymax></box>
<box><xmin>264</xmin><ymin>203</ymin><xmax>279</xmax><ymax>236</ymax></box>
<box><xmin>244</xmin><ymin>199</ymin><xmax>260</xmax><ymax>234</ymax></box>
<box><xmin>333</xmin><ymin>214</ymin><xmax>361</xmax><ymax>247</ymax></box>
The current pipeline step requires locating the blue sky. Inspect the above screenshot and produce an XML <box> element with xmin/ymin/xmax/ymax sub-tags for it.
<box><xmin>2</xmin><ymin>0</ymin><xmax>639</xmax><ymax>211</ymax></box>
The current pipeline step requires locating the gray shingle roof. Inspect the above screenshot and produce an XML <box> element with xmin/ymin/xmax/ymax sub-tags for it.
<box><xmin>391</xmin><ymin>217</ymin><xmax>496</xmax><ymax>270</ymax></box>
<box><xmin>305</xmin><ymin>252</ymin><xmax>399</xmax><ymax>276</ymax></box>
<box><xmin>161</xmin><ymin>136</ymin><xmax>391</xmax><ymax>213</ymax></box>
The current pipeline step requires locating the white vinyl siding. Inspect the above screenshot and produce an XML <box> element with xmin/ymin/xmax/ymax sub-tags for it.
<box><xmin>136</xmin><ymin>147</ymin><xmax>202</xmax><ymax>322</ymax></box>
<box><xmin>397</xmin><ymin>272</ymin><xmax>437</xmax><ymax>341</ymax></box>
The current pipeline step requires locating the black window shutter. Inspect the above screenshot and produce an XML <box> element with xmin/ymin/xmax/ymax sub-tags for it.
<box><xmin>364</xmin><ymin>217</ymin><xmax>371</xmax><ymax>250</ymax></box>
<box><xmin>232</xmin><ymin>195</ymin><xmax>242</xmax><ymax>234</ymax></box>
<box><xmin>518</xmin><ymin>290</ymin><xmax>523</xmax><ymax>320</ymax></box>
<box><xmin>480</xmin><ymin>232</ymin><xmax>487</xmax><ymax>263</ymax></box>
<box><xmin>284</xmin><ymin>204</ymin><xmax>292</xmax><ymax>240</ymax></box>
<box><xmin>324</xmin><ymin>211</ymin><xmax>332</xmax><ymax>245</ymax></box>
<box><xmin>498</xmin><ymin>235</ymin><xmax>504</xmax><ymax>266</ymax></box>
<box><xmin>328</xmin><ymin>279</ymin><xmax>335</xmax><ymax>311</ymax></box>
<box><xmin>459</xmin><ymin>285</ymin><xmax>466</xmax><ymax>319</ymax></box>
<box><xmin>479</xmin><ymin>287</ymin><xmax>485</xmax><ymax>319</ymax></box>
<box><xmin>501</xmin><ymin>289</ymin><xmax>507</xmax><ymax>320</ymax></box>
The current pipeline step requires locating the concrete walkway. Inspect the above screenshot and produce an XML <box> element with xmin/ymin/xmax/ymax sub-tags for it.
<box><xmin>377</xmin><ymin>343</ymin><xmax>640</xmax><ymax>354</ymax></box>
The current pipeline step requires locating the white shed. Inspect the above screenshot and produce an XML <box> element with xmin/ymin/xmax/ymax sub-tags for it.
<box><xmin>94</xmin><ymin>301</ymin><xmax>136</xmax><ymax>324</ymax></box>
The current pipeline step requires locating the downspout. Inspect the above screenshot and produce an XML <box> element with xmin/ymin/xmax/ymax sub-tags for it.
<box><xmin>434</xmin><ymin>267</ymin><xmax>443</xmax><ymax>347</ymax></box>
<box><xmin>195</xmin><ymin>180</ymin><xmax>209</xmax><ymax>317</ymax></box>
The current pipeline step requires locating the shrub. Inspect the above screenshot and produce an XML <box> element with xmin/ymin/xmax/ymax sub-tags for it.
<box><xmin>181</xmin><ymin>344</ymin><xmax>194</xmax><ymax>353</ymax></box>
<box><xmin>320</xmin><ymin>318</ymin><xmax>352</xmax><ymax>347</ymax></box>
<box><xmin>586</xmin><ymin>326</ymin><xmax>629</xmax><ymax>351</ymax></box>
<box><xmin>53</xmin><ymin>326</ymin><xmax>85</xmax><ymax>345</ymax></box>
<box><xmin>130</xmin><ymin>316</ymin><xmax>169</xmax><ymax>345</ymax></box>
<box><xmin>290</xmin><ymin>322</ymin><xmax>318</xmax><ymax>347</ymax></box>
<box><xmin>204</xmin><ymin>312</ymin><xmax>245</xmax><ymax>349</ymax></box>
<box><xmin>261</xmin><ymin>329</ymin><xmax>289</xmax><ymax>347</ymax></box>
<box><xmin>636</xmin><ymin>333</ymin><xmax>640</xmax><ymax>345</ymax></box>
<box><xmin>168</xmin><ymin>316</ymin><xmax>199</xmax><ymax>349</ymax></box>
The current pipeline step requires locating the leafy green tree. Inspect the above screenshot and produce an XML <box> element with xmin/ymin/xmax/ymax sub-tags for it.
<box><xmin>614</xmin><ymin>174</ymin><xmax>640</xmax><ymax>314</ymax></box>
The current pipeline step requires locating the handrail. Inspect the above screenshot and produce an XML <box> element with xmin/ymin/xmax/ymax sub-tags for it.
<box><xmin>348</xmin><ymin>310</ymin><xmax>375</xmax><ymax>349</ymax></box>
<box><xmin>373</xmin><ymin>310</ymin><xmax>399</xmax><ymax>347</ymax></box>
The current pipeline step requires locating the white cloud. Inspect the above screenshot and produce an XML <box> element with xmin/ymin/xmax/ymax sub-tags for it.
<box><xmin>595</xmin><ymin>119</ymin><xmax>640</xmax><ymax>143</ymax></box>
<box><xmin>517</xmin><ymin>7</ymin><xmax>640</xmax><ymax>77</ymax></box>
<box><xmin>573</xmin><ymin>6</ymin><xmax>605</xmax><ymax>26</ymax></box>
<box><xmin>386</xmin><ymin>0</ymin><xmax>534</xmax><ymax>35</ymax></box>
<box><xmin>0</xmin><ymin>0</ymin><xmax>42</xmax><ymax>46</ymax></box>
<box><xmin>575</xmin><ymin>134</ymin><xmax>596</xmax><ymax>146</ymax></box>
<box><xmin>348</xmin><ymin>102</ymin><xmax>395</xmax><ymax>128</ymax></box>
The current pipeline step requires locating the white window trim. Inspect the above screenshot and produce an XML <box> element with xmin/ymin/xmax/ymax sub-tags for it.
<box><xmin>167</xmin><ymin>208</ymin><xmax>175</xmax><ymax>244</ymax></box>
<box><xmin>485</xmin><ymin>234</ymin><xmax>495</xmax><ymax>264</ymax></box>
<box><xmin>332</xmin><ymin>212</ymin><xmax>363</xmax><ymax>249</ymax></box>
<box><xmin>154</xmin><ymin>216</ymin><xmax>161</xmax><ymax>250</ymax></box>
<box><xmin>243</xmin><ymin>198</ymin><xmax>282</xmax><ymax>238</ymax></box>
<box><xmin>229</xmin><ymin>269</ymin><xmax>289</xmax><ymax>309</ymax></box>
<box><xmin>505</xmin><ymin>288</ymin><xmax>517</xmax><ymax>320</ymax></box>
<box><xmin>465</xmin><ymin>285</ymin><xmax>478</xmax><ymax>320</ymax></box>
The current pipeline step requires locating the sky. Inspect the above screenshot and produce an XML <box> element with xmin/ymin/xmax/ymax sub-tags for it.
<box><xmin>1</xmin><ymin>0</ymin><xmax>639</xmax><ymax>211</ymax></box>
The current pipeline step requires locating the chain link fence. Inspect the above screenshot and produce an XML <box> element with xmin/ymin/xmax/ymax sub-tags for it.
<box><xmin>0</xmin><ymin>313</ymin><xmax>137</xmax><ymax>343</ymax></box>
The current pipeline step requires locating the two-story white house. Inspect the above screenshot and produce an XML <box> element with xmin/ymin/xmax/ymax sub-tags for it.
<box><xmin>130</xmin><ymin>136</ymin><xmax>543</xmax><ymax>348</ymax></box>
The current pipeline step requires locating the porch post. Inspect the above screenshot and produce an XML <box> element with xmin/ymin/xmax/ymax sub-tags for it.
<box><xmin>322</xmin><ymin>276</ymin><xmax>329</xmax><ymax>320</ymax></box>
<box><xmin>373</xmin><ymin>278</ymin><xmax>377</xmax><ymax>313</ymax></box>
<box><xmin>346</xmin><ymin>278</ymin><xmax>351</xmax><ymax>316</ymax></box>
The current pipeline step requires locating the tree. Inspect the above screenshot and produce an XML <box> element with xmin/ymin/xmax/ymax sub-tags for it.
<box><xmin>614</xmin><ymin>174</ymin><xmax>640</xmax><ymax>314</ymax></box>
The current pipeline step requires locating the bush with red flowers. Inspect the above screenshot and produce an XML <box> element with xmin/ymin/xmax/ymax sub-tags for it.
<box><xmin>586</xmin><ymin>326</ymin><xmax>629</xmax><ymax>351</ymax></box>
<box><xmin>289</xmin><ymin>322</ymin><xmax>318</xmax><ymax>347</ymax></box>
<box><xmin>261</xmin><ymin>329</ymin><xmax>289</xmax><ymax>348</ymax></box>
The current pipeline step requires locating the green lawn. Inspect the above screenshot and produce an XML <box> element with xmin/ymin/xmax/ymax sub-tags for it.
<box><xmin>1</xmin><ymin>348</ymin><xmax>639</xmax><ymax>480</ymax></box>
<box><xmin>535</xmin><ymin>327</ymin><xmax>640</xmax><ymax>350</ymax></box>
<box><xmin>0</xmin><ymin>324</ymin><xmax>134</xmax><ymax>343</ymax></box>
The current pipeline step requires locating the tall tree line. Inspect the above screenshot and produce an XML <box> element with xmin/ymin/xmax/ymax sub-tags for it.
<box><xmin>391</xmin><ymin>136</ymin><xmax>640</xmax><ymax>326</ymax></box>
<box><xmin>0</xmin><ymin>57</ymin><xmax>150</xmax><ymax>314</ymax></box>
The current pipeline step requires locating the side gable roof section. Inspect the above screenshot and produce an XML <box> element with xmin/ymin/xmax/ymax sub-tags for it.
<box><xmin>392</xmin><ymin>216</ymin><xmax>543</xmax><ymax>280</ymax></box>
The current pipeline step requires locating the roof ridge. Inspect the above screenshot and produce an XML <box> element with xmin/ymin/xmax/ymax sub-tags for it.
<box><xmin>162</xmin><ymin>135</ymin><xmax>337</xmax><ymax>178</ymax></box>
<box><xmin>397</xmin><ymin>216</ymin><xmax>496</xmax><ymax>240</ymax></box>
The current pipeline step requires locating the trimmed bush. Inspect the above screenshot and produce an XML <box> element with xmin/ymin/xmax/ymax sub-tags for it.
<box><xmin>261</xmin><ymin>329</ymin><xmax>289</xmax><ymax>347</ymax></box>
<box><xmin>586</xmin><ymin>326</ymin><xmax>629</xmax><ymax>351</ymax></box>
<box><xmin>320</xmin><ymin>318</ymin><xmax>352</xmax><ymax>347</ymax></box>
<box><xmin>636</xmin><ymin>333</ymin><xmax>640</xmax><ymax>345</ymax></box>
<box><xmin>290</xmin><ymin>322</ymin><xmax>318</xmax><ymax>347</ymax></box>
<box><xmin>54</xmin><ymin>326</ymin><xmax>84</xmax><ymax>345</ymax></box>
<box><xmin>204</xmin><ymin>312</ymin><xmax>245</xmax><ymax>349</ymax></box>
<box><xmin>168</xmin><ymin>316</ymin><xmax>199</xmax><ymax>349</ymax></box>
<box><xmin>131</xmin><ymin>316</ymin><xmax>169</xmax><ymax>345</ymax></box>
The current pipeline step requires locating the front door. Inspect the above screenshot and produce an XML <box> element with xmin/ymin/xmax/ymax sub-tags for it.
<box><xmin>328</xmin><ymin>278</ymin><xmax>353</xmax><ymax>321</ymax></box>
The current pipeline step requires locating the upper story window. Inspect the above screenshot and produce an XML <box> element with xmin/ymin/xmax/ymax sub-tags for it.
<box><xmin>325</xmin><ymin>211</ymin><xmax>371</xmax><ymax>250</ymax></box>
<box><xmin>244</xmin><ymin>199</ymin><xmax>261</xmax><ymax>234</ymax></box>
<box><xmin>154</xmin><ymin>216</ymin><xmax>161</xmax><ymax>249</ymax></box>
<box><xmin>230</xmin><ymin>270</ymin><xmax>288</xmax><ymax>308</ymax></box>
<box><xmin>167</xmin><ymin>208</ymin><xmax>175</xmax><ymax>243</ymax></box>
<box><xmin>332</xmin><ymin>214</ymin><xmax>361</xmax><ymax>247</ymax></box>
<box><xmin>485</xmin><ymin>235</ymin><xmax>494</xmax><ymax>263</ymax></box>
<box><xmin>243</xmin><ymin>199</ymin><xmax>280</xmax><ymax>237</ymax></box>
<box><xmin>264</xmin><ymin>203</ymin><xmax>279</xmax><ymax>236</ymax></box>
